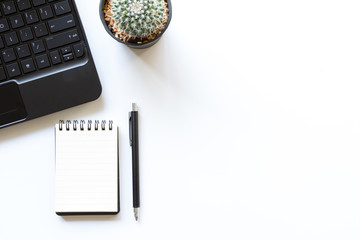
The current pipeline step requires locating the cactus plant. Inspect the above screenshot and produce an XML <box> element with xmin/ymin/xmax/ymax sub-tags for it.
<box><xmin>104</xmin><ymin>0</ymin><xmax>169</xmax><ymax>44</ymax></box>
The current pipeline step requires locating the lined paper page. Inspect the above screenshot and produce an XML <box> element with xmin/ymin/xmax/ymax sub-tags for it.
<box><xmin>55</xmin><ymin>123</ymin><xmax>118</xmax><ymax>214</ymax></box>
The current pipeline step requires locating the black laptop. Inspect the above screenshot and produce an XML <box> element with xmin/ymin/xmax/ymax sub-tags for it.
<box><xmin>0</xmin><ymin>0</ymin><xmax>102</xmax><ymax>128</ymax></box>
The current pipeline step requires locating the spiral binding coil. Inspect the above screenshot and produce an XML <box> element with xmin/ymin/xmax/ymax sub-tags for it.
<box><xmin>58</xmin><ymin>120</ymin><xmax>113</xmax><ymax>131</ymax></box>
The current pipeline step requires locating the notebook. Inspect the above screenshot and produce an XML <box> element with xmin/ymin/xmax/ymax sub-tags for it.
<box><xmin>55</xmin><ymin>120</ymin><xmax>119</xmax><ymax>215</ymax></box>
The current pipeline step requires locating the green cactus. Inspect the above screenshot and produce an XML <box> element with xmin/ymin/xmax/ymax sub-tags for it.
<box><xmin>105</xmin><ymin>0</ymin><xmax>169</xmax><ymax>43</ymax></box>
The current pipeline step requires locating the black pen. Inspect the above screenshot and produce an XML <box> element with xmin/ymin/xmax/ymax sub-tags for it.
<box><xmin>129</xmin><ymin>103</ymin><xmax>140</xmax><ymax>221</ymax></box>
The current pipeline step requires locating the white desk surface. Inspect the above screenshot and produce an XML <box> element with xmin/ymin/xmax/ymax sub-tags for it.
<box><xmin>1</xmin><ymin>0</ymin><xmax>360</xmax><ymax>239</ymax></box>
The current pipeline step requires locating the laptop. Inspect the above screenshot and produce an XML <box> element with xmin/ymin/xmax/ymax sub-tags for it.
<box><xmin>0</xmin><ymin>0</ymin><xmax>102</xmax><ymax>128</ymax></box>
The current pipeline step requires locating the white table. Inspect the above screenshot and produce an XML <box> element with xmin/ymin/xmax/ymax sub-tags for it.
<box><xmin>1</xmin><ymin>0</ymin><xmax>360</xmax><ymax>239</ymax></box>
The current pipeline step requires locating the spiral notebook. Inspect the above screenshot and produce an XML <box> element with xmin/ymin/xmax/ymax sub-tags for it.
<box><xmin>55</xmin><ymin>120</ymin><xmax>119</xmax><ymax>215</ymax></box>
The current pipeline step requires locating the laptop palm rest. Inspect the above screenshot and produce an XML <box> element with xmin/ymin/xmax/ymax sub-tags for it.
<box><xmin>0</xmin><ymin>82</ymin><xmax>27</xmax><ymax>127</ymax></box>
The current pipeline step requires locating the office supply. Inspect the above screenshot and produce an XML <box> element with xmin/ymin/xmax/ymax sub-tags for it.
<box><xmin>55</xmin><ymin>120</ymin><xmax>119</xmax><ymax>215</ymax></box>
<box><xmin>0</xmin><ymin>0</ymin><xmax>101</xmax><ymax>128</ymax></box>
<box><xmin>129</xmin><ymin>103</ymin><xmax>140</xmax><ymax>221</ymax></box>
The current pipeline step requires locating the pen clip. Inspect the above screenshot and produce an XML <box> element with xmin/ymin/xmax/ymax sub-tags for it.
<box><xmin>129</xmin><ymin>112</ymin><xmax>133</xmax><ymax>146</ymax></box>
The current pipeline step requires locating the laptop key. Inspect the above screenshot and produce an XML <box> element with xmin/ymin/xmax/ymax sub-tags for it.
<box><xmin>2</xmin><ymin>1</ymin><xmax>16</xmax><ymax>15</ymax></box>
<box><xmin>31</xmin><ymin>0</ymin><xmax>46</xmax><ymax>6</ymax></box>
<box><xmin>45</xmin><ymin>29</ymin><xmax>80</xmax><ymax>49</ymax></box>
<box><xmin>6</xmin><ymin>62</ymin><xmax>21</xmax><ymax>78</ymax></box>
<box><xmin>2</xmin><ymin>48</ymin><xmax>16</xmax><ymax>63</ymax></box>
<box><xmin>34</xmin><ymin>23</ymin><xmax>48</xmax><ymax>37</ymax></box>
<box><xmin>9</xmin><ymin>14</ymin><xmax>25</xmax><ymax>29</ymax></box>
<box><xmin>50</xmin><ymin>50</ymin><xmax>61</xmax><ymax>65</ymax></box>
<box><xmin>21</xmin><ymin>58</ymin><xmax>36</xmax><ymax>73</ymax></box>
<box><xmin>48</xmin><ymin>14</ymin><xmax>75</xmax><ymax>33</ymax></box>
<box><xmin>54</xmin><ymin>1</ymin><xmax>71</xmax><ymax>16</ymax></box>
<box><xmin>63</xmin><ymin>53</ymin><xmax>73</xmax><ymax>62</ymax></box>
<box><xmin>31</xmin><ymin>40</ymin><xmax>45</xmax><ymax>54</ymax></box>
<box><xmin>16</xmin><ymin>44</ymin><xmax>31</xmax><ymax>58</ymax></box>
<box><xmin>61</xmin><ymin>46</ymin><xmax>71</xmax><ymax>54</ymax></box>
<box><xmin>16</xmin><ymin>0</ymin><xmax>31</xmax><ymax>11</ymax></box>
<box><xmin>35</xmin><ymin>54</ymin><xmax>50</xmax><ymax>69</ymax></box>
<box><xmin>0</xmin><ymin>18</ymin><xmax>10</xmax><ymax>33</ymax></box>
<box><xmin>73</xmin><ymin>43</ymin><xmax>84</xmax><ymax>58</ymax></box>
<box><xmin>4</xmin><ymin>32</ymin><xmax>19</xmax><ymax>46</ymax></box>
<box><xmin>19</xmin><ymin>27</ymin><xmax>34</xmax><ymax>42</ymax></box>
<box><xmin>24</xmin><ymin>10</ymin><xmax>39</xmax><ymax>25</ymax></box>
<box><xmin>39</xmin><ymin>5</ymin><xmax>54</xmax><ymax>20</ymax></box>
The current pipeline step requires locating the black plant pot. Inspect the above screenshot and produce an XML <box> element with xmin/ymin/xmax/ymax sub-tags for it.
<box><xmin>99</xmin><ymin>0</ymin><xmax>172</xmax><ymax>49</ymax></box>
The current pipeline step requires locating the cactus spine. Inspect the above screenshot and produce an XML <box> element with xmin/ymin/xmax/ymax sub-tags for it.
<box><xmin>105</xmin><ymin>0</ymin><xmax>169</xmax><ymax>43</ymax></box>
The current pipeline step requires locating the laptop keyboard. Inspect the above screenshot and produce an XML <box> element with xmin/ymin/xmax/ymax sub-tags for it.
<box><xmin>0</xmin><ymin>0</ymin><xmax>85</xmax><ymax>83</ymax></box>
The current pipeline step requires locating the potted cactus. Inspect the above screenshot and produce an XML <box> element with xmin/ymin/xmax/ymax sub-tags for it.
<box><xmin>101</xmin><ymin>0</ymin><xmax>172</xmax><ymax>49</ymax></box>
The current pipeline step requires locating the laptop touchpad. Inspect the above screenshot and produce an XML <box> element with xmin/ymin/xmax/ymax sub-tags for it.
<box><xmin>0</xmin><ymin>82</ymin><xmax>27</xmax><ymax>127</ymax></box>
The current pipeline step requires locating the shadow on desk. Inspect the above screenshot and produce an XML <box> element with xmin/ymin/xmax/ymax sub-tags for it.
<box><xmin>0</xmin><ymin>96</ymin><xmax>104</xmax><ymax>142</ymax></box>
<box><xmin>62</xmin><ymin>215</ymin><xmax>119</xmax><ymax>222</ymax></box>
<box><xmin>126</xmin><ymin>32</ymin><xmax>177</xmax><ymax>79</ymax></box>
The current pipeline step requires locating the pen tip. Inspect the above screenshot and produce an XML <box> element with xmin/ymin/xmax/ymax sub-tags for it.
<box><xmin>134</xmin><ymin>208</ymin><xmax>139</xmax><ymax>221</ymax></box>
